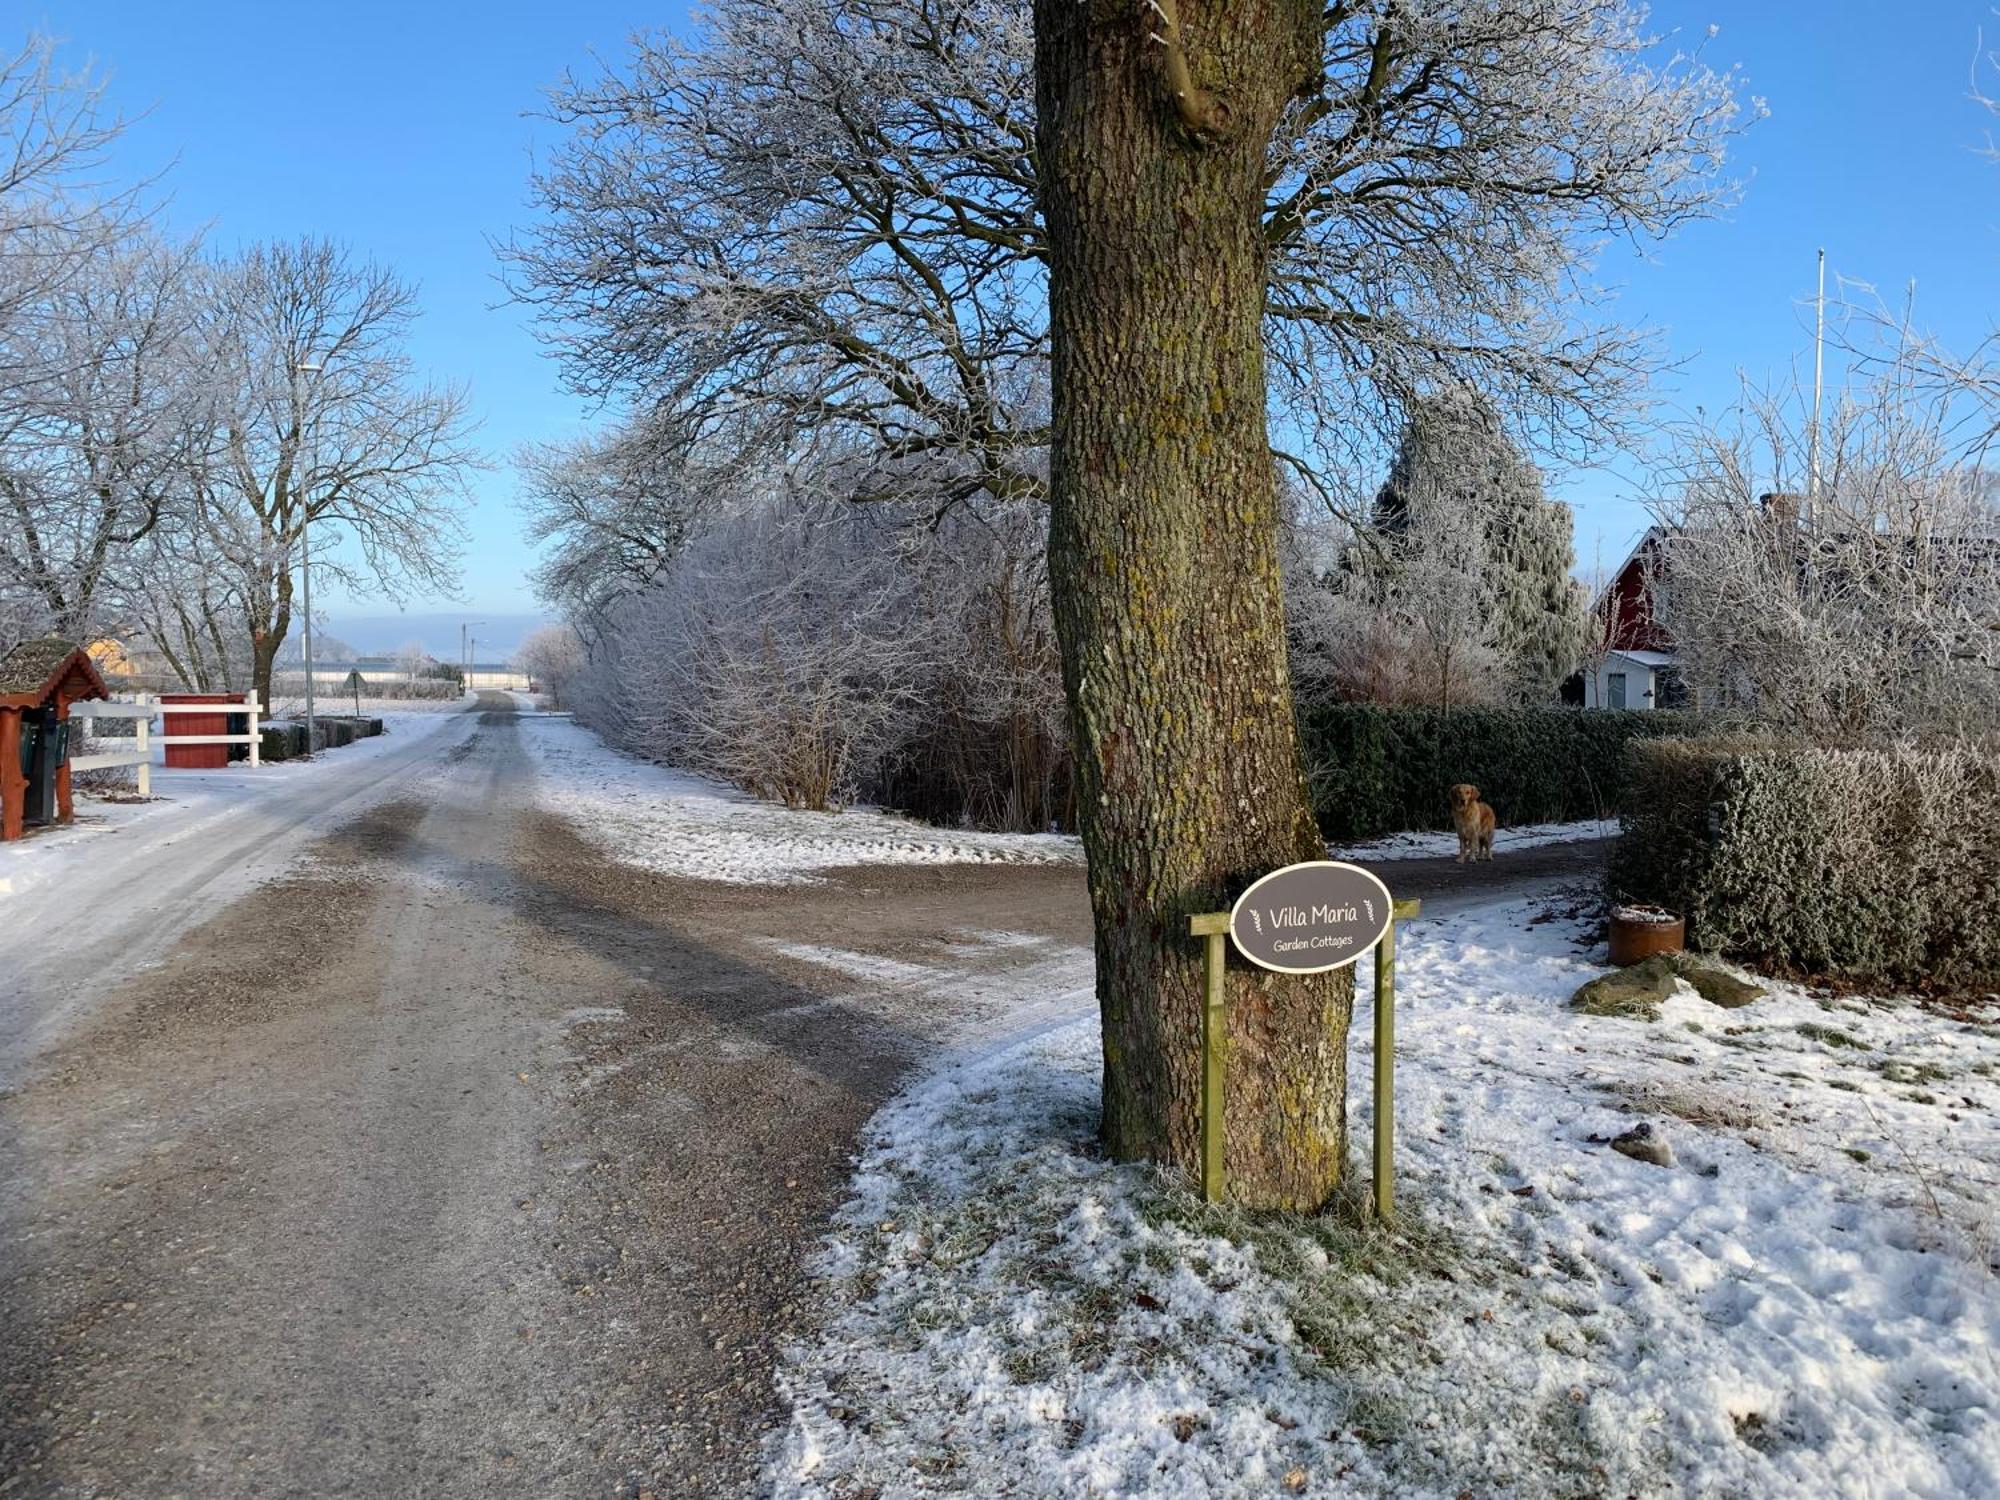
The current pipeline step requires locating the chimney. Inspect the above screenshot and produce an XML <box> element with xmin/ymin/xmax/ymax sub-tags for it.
<box><xmin>1759</xmin><ymin>492</ymin><xmax>1802</xmax><ymax>529</ymax></box>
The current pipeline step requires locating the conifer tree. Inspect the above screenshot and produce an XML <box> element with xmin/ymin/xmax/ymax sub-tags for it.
<box><xmin>1368</xmin><ymin>392</ymin><xmax>1590</xmax><ymax>701</ymax></box>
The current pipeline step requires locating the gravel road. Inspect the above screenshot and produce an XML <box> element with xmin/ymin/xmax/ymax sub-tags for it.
<box><xmin>0</xmin><ymin>697</ymin><xmax>1607</xmax><ymax>1497</ymax></box>
<box><xmin>0</xmin><ymin>701</ymin><xmax>1091</xmax><ymax>1498</ymax></box>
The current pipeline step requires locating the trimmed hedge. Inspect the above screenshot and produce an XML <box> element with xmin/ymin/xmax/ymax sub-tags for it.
<box><xmin>1299</xmin><ymin>704</ymin><xmax>1706</xmax><ymax>841</ymax></box>
<box><xmin>1611</xmin><ymin>739</ymin><xmax>2000</xmax><ymax>992</ymax></box>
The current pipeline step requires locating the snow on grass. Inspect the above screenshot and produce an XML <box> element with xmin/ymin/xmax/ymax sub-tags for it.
<box><xmin>769</xmin><ymin>902</ymin><xmax>2000</xmax><ymax>1498</ymax></box>
<box><xmin>517</xmin><ymin>714</ymin><xmax>1082</xmax><ymax>885</ymax></box>
<box><xmin>1333</xmin><ymin>817</ymin><xmax>1618</xmax><ymax>861</ymax></box>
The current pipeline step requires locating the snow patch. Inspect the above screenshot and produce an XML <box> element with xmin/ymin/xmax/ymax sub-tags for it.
<box><xmin>769</xmin><ymin>901</ymin><xmax>2000</xmax><ymax>1497</ymax></box>
<box><xmin>1334</xmin><ymin>817</ymin><xmax>1619</xmax><ymax>861</ymax></box>
<box><xmin>515</xmin><ymin>714</ymin><xmax>1082</xmax><ymax>885</ymax></box>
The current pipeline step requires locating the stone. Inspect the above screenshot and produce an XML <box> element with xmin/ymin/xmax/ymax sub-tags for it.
<box><xmin>1569</xmin><ymin>955</ymin><xmax>1681</xmax><ymax>1021</ymax></box>
<box><xmin>1670</xmin><ymin>955</ymin><xmax>1767</xmax><ymax>1009</ymax></box>
<box><xmin>1609</xmin><ymin>1123</ymin><xmax>1674</xmax><ymax>1168</ymax></box>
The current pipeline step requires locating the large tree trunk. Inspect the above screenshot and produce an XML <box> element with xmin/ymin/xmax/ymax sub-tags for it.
<box><xmin>1034</xmin><ymin>0</ymin><xmax>1345</xmax><ymax>1210</ymax></box>
<box><xmin>249</xmin><ymin>572</ymin><xmax>292</xmax><ymax>714</ymax></box>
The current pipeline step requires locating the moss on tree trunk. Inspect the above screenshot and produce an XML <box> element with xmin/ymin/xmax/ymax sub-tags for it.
<box><xmin>1034</xmin><ymin>0</ymin><xmax>1347</xmax><ymax>1210</ymax></box>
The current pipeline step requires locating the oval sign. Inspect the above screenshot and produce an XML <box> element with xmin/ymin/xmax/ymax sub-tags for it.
<box><xmin>1228</xmin><ymin>861</ymin><xmax>1394</xmax><ymax>974</ymax></box>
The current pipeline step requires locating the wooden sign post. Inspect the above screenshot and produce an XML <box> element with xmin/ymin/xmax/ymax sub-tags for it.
<box><xmin>1189</xmin><ymin>861</ymin><xmax>1420</xmax><ymax>1220</ymax></box>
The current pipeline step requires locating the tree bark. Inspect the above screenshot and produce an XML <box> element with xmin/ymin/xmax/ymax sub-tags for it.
<box><xmin>1034</xmin><ymin>0</ymin><xmax>1346</xmax><ymax>1209</ymax></box>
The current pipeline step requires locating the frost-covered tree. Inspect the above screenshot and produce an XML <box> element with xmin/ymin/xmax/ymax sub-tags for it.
<box><xmin>569</xmin><ymin>467</ymin><xmax>1068</xmax><ymax>827</ymax></box>
<box><xmin>190</xmin><ymin>239</ymin><xmax>478</xmax><ymax>708</ymax></box>
<box><xmin>518</xmin><ymin>0</ymin><xmax>1743</xmax><ymax>1208</ymax></box>
<box><xmin>517</xmin><ymin>413</ymin><xmax>715</xmax><ymax>641</ymax></box>
<box><xmin>1367</xmin><ymin>391</ymin><xmax>1590</xmax><ymax>701</ymax></box>
<box><xmin>506</xmin><ymin>0</ymin><xmax>1745</xmax><ymax>512</ymax></box>
<box><xmin>0</xmin><ymin>230</ymin><xmax>208</xmax><ymax>637</ymax></box>
<box><xmin>513</xmin><ymin>622</ymin><xmax>585</xmax><ymax>709</ymax></box>
<box><xmin>0</xmin><ymin>34</ymin><xmax>156</xmax><ymax>644</ymax></box>
<box><xmin>0</xmin><ymin>34</ymin><xmax>141</xmax><ymax>338</ymax></box>
<box><xmin>1650</xmin><ymin>368</ymin><xmax>2000</xmax><ymax>741</ymax></box>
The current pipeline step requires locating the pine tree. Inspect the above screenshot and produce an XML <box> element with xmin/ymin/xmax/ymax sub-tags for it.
<box><xmin>1366</xmin><ymin>391</ymin><xmax>1590</xmax><ymax>701</ymax></box>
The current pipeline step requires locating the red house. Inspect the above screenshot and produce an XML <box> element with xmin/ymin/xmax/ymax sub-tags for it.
<box><xmin>1576</xmin><ymin>528</ymin><xmax>1685</xmax><ymax>710</ymax></box>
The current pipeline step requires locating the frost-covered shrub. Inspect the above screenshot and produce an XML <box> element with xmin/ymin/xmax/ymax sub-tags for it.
<box><xmin>1613</xmin><ymin>739</ymin><xmax>2000</xmax><ymax>991</ymax></box>
<box><xmin>1300</xmin><ymin>703</ymin><xmax>1704</xmax><ymax>841</ymax></box>
<box><xmin>570</xmin><ymin>486</ymin><xmax>1069</xmax><ymax>828</ymax></box>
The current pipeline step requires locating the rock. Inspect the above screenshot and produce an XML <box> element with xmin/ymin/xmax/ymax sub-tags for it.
<box><xmin>1609</xmin><ymin>1123</ymin><xmax>1674</xmax><ymax>1168</ymax></box>
<box><xmin>1570</xmin><ymin>955</ymin><xmax>1681</xmax><ymax>1021</ymax></box>
<box><xmin>1670</xmin><ymin>955</ymin><xmax>1766</xmax><ymax>1009</ymax></box>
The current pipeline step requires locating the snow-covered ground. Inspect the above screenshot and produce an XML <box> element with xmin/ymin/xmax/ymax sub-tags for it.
<box><xmin>515</xmin><ymin>714</ymin><xmax>1083</xmax><ymax>885</ymax></box>
<box><xmin>770</xmin><ymin>900</ymin><xmax>2000</xmax><ymax>1498</ymax></box>
<box><xmin>2</xmin><ymin>708</ymin><xmax>468</xmax><ymax>907</ymax></box>
<box><xmin>1334</xmin><ymin>817</ymin><xmax>1618</xmax><ymax>862</ymax></box>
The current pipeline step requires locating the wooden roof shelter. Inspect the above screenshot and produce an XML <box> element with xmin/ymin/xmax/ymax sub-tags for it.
<box><xmin>1</xmin><ymin>637</ymin><xmax>110</xmax><ymax>841</ymax></box>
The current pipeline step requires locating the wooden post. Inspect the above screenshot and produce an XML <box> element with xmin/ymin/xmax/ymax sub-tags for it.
<box><xmin>136</xmin><ymin>699</ymin><xmax>151</xmax><ymax>799</ymax></box>
<box><xmin>53</xmin><ymin>694</ymin><xmax>72</xmax><ymax>823</ymax></box>
<box><xmin>247</xmin><ymin>690</ymin><xmax>261</xmax><ymax>768</ymax></box>
<box><xmin>0</xmin><ymin>707</ymin><xmax>21</xmax><ymax>842</ymax></box>
<box><xmin>1188</xmin><ymin>911</ymin><xmax>1231</xmax><ymax>1203</ymax></box>
<box><xmin>1373</xmin><ymin>897</ymin><xmax>1422</xmax><ymax>1223</ymax></box>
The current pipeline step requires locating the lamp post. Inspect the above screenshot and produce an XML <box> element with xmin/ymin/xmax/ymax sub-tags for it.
<box><xmin>295</xmin><ymin>360</ymin><xmax>323</xmax><ymax>754</ymax></box>
<box><xmin>461</xmin><ymin>621</ymin><xmax>485</xmax><ymax>695</ymax></box>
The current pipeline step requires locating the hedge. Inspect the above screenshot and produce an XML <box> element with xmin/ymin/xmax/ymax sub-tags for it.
<box><xmin>1611</xmin><ymin>738</ymin><xmax>2000</xmax><ymax>992</ymax></box>
<box><xmin>1298</xmin><ymin>704</ymin><xmax>1706</xmax><ymax>841</ymax></box>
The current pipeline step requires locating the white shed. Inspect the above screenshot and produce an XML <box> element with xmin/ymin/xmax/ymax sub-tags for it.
<box><xmin>1584</xmin><ymin>648</ymin><xmax>1680</xmax><ymax>711</ymax></box>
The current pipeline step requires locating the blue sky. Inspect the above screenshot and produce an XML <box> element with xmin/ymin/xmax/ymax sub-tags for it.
<box><xmin>13</xmin><ymin>0</ymin><xmax>2000</xmax><ymax>644</ymax></box>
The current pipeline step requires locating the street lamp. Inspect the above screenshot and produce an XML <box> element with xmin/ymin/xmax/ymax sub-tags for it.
<box><xmin>461</xmin><ymin>621</ymin><xmax>485</xmax><ymax>694</ymax></box>
<box><xmin>295</xmin><ymin>360</ymin><xmax>324</xmax><ymax>754</ymax></box>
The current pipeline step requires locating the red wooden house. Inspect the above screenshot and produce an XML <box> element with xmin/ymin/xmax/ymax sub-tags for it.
<box><xmin>1573</xmin><ymin>528</ymin><xmax>1685</xmax><ymax>710</ymax></box>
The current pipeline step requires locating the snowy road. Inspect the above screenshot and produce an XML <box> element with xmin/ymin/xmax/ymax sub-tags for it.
<box><xmin>0</xmin><ymin>698</ymin><xmax>1096</xmax><ymax>1497</ymax></box>
<box><xmin>0</xmin><ymin>702</ymin><xmax>478</xmax><ymax>1083</ymax></box>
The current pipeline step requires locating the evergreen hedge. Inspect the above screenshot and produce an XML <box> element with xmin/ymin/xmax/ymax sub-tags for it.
<box><xmin>1611</xmin><ymin>739</ymin><xmax>2000</xmax><ymax>992</ymax></box>
<box><xmin>1298</xmin><ymin>704</ymin><xmax>1704</xmax><ymax>841</ymax></box>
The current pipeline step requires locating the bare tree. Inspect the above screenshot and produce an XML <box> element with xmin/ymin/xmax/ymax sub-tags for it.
<box><xmin>589</xmin><ymin>480</ymin><xmax>928</xmax><ymax>809</ymax></box>
<box><xmin>513</xmin><ymin>623</ymin><xmax>582</xmax><ymax>708</ymax></box>
<box><xmin>1650</xmin><ymin>367</ymin><xmax>2000</xmax><ymax>740</ymax></box>
<box><xmin>0</xmin><ymin>230</ymin><xmax>207</xmax><ymax>636</ymax></box>
<box><xmin>122</xmin><ymin>518</ymin><xmax>247</xmax><ymax>690</ymax></box>
<box><xmin>0</xmin><ymin>33</ymin><xmax>141</xmax><ymax>336</ymax></box>
<box><xmin>192</xmin><ymin>238</ymin><xmax>478</xmax><ymax>707</ymax></box>
<box><xmin>392</xmin><ymin>637</ymin><xmax>430</xmax><ymax>681</ymax></box>
<box><xmin>505</xmin><ymin>0</ymin><xmax>1745</xmax><ymax>518</ymax></box>
<box><xmin>517</xmin><ymin>413</ymin><xmax>713</xmax><ymax>639</ymax></box>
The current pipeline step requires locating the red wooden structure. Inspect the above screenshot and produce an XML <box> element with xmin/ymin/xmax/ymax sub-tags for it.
<box><xmin>160</xmin><ymin>693</ymin><xmax>234</xmax><ymax>768</ymax></box>
<box><xmin>1597</xmin><ymin>528</ymin><xmax>1673</xmax><ymax>654</ymax></box>
<box><xmin>0</xmin><ymin>638</ymin><xmax>110</xmax><ymax>842</ymax></box>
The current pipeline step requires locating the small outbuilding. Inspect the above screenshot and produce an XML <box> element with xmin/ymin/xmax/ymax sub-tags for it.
<box><xmin>1</xmin><ymin>637</ymin><xmax>110</xmax><ymax>841</ymax></box>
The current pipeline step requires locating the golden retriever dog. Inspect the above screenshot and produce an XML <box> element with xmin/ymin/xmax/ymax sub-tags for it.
<box><xmin>1449</xmin><ymin>783</ymin><xmax>1496</xmax><ymax>863</ymax></box>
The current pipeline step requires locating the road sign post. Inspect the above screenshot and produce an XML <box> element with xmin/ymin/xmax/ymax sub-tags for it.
<box><xmin>1189</xmin><ymin>863</ymin><xmax>1419</xmax><ymax>1219</ymax></box>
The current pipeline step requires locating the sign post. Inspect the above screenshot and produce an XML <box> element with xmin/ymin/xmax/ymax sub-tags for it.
<box><xmin>1188</xmin><ymin>910</ymin><xmax>1232</xmax><ymax>1203</ymax></box>
<box><xmin>1188</xmin><ymin>861</ymin><xmax>1419</xmax><ymax>1220</ymax></box>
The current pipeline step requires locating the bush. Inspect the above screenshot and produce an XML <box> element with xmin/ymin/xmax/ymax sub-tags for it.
<box><xmin>1611</xmin><ymin>739</ymin><xmax>2000</xmax><ymax>992</ymax></box>
<box><xmin>1299</xmin><ymin>704</ymin><xmax>1705</xmax><ymax>841</ymax></box>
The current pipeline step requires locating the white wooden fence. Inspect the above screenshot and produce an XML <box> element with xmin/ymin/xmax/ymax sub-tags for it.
<box><xmin>67</xmin><ymin>692</ymin><xmax>265</xmax><ymax>797</ymax></box>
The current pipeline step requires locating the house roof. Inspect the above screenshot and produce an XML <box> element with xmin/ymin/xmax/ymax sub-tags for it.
<box><xmin>0</xmin><ymin>637</ymin><xmax>111</xmax><ymax>709</ymax></box>
<box><xmin>1589</xmin><ymin>525</ymin><xmax>1664</xmax><ymax>613</ymax></box>
<box><xmin>1608</xmin><ymin>648</ymin><xmax>1677</xmax><ymax>669</ymax></box>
